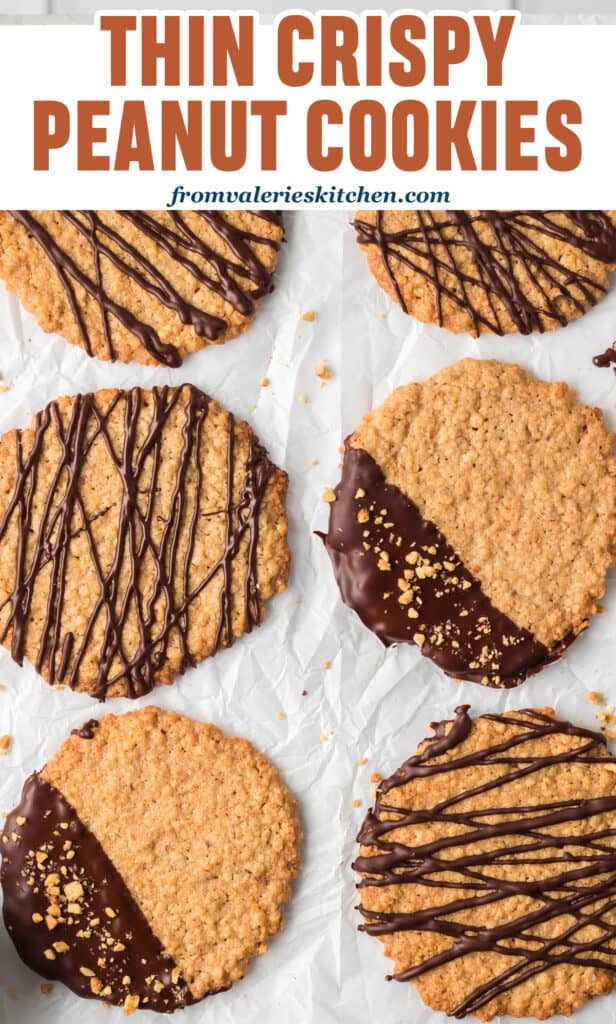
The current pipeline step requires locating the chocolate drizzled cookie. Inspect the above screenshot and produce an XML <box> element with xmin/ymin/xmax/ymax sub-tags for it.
<box><xmin>354</xmin><ymin>210</ymin><xmax>616</xmax><ymax>336</ymax></box>
<box><xmin>0</xmin><ymin>384</ymin><xmax>289</xmax><ymax>699</ymax></box>
<box><xmin>354</xmin><ymin>705</ymin><xmax>616</xmax><ymax>1020</ymax></box>
<box><xmin>2</xmin><ymin>707</ymin><xmax>301</xmax><ymax>1013</ymax></box>
<box><xmin>0</xmin><ymin>211</ymin><xmax>283</xmax><ymax>365</ymax></box>
<box><xmin>320</xmin><ymin>359</ymin><xmax>616</xmax><ymax>687</ymax></box>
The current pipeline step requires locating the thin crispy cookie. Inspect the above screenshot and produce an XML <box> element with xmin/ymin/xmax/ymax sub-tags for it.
<box><xmin>355</xmin><ymin>705</ymin><xmax>616</xmax><ymax>1020</ymax></box>
<box><xmin>0</xmin><ymin>211</ymin><xmax>283</xmax><ymax>365</ymax></box>
<box><xmin>354</xmin><ymin>210</ymin><xmax>616</xmax><ymax>336</ymax></box>
<box><xmin>0</xmin><ymin>384</ymin><xmax>289</xmax><ymax>698</ymax></box>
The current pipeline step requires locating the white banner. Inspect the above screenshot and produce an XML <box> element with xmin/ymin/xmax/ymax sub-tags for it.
<box><xmin>0</xmin><ymin>9</ymin><xmax>612</xmax><ymax>208</ymax></box>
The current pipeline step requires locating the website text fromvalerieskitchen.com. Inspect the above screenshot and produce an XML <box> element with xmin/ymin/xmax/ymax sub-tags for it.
<box><xmin>0</xmin><ymin>9</ymin><xmax>614</xmax><ymax>208</ymax></box>
<box><xmin>165</xmin><ymin>185</ymin><xmax>451</xmax><ymax>208</ymax></box>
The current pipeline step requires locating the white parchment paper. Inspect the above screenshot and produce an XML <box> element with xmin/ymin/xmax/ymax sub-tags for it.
<box><xmin>0</xmin><ymin>209</ymin><xmax>614</xmax><ymax>1024</ymax></box>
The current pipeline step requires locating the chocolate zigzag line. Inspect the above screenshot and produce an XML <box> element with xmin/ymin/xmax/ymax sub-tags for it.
<box><xmin>354</xmin><ymin>211</ymin><xmax>616</xmax><ymax>335</ymax></box>
<box><xmin>0</xmin><ymin>385</ymin><xmax>275</xmax><ymax>699</ymax></box>
<box><xmin>354</xmin><ymin>705</ymin><xmax>616</xmax><ymax>1018</ymax></box>
<box><xmin>10</xmin><ymin>211</ymin><xmax>282</xmax><ymax>366</ymax></box>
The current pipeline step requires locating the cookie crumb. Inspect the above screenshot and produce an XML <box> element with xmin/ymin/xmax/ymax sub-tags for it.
<box><xmin>298</xmin><ymin>394</ymin><xmax>309</xmax><ymax>404</ymax></box>
<box><xmin>309</xmin><ymin>459</ymin><xmax>318</xmax><ymax>467</ymax></box>
<box><xmin>301</xmin><ymin>310</ymin><xmax>316</xmax><ymax>322</ymax></box>
<box><xmin>321</xmin><ymin>660</ymin><xmax>332</xmax><ymax>670</ymax></box>
<box><xmin>322</xmin><ymin>488</ymin><xmax>336</xmax><ymax>503</ymax></box>
<box><xmin>260</xmin><ymin>377</ymin><xmax>270</xmax><ymax>387</ymax></box>
<box><xmin>588</xmin><ymin>691</ymin><xmax>603</xmax><ymax>706</ymax></box>
<box><xmin>315</xmin><ymin>360</ymin><xmax>332</xmax><ymax>382</ymax></box>
<box><xmin>275</xmin><ymin>711</ymin><xmax>287</xmax><ymax>721</ymax></box>
<box><xmin>352</xmin><ymin>799</ymin><xmax>362</xmax><ymax>807</ymax></box>
<box><xmin>0</xmin><ymin>735</ymin><xmax>10</xmax><ymax>754</ymax></box>
<box><xmin>370</xmin><ymin>772</ymin><xmax>382</xmax><ymax>785</ymax></box>
<box><xmin>40</xmin><ymin>983</ymin><xmax>53</xmax><ymax>995</ymax></box>
<box><xmin>357</xmin><ymin>757</ymin><xmax>368</xmax><ymax>766</ymax></box>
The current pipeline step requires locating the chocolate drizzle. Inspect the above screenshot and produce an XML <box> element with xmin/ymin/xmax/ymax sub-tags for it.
<box><xmin>593</xmin><ymin>342</ymin><xmax>616</xmax><ymax>369</ymax></box>
<box><xmin>354</xmin><ymin>705</ymin><xmax>616</xmax><ymax>1019</ymax></box>
<box><xmin>0</xmin><ymin>384</ymin><xmax>278</xmax><ymax>699</ymax></box>
<box><xmin>70</xmin><ymin>719</ymin><xmax>100</xmax><ymax>740</ymax></box>
<box><xmin>320</xmin><ymin>446</ymin><xmax>573</xmax><ymax>687</ymax></box>
<box><xmin>10</xmin><ymin>211</ymin><xmax>282</xmax><ymax>365</ymax></box>
<box><xmin>354</xmin><ymin>211</ymin><xmax>616</xmax><ymax>336</ymax></box>
<box><xmin>1</xmin><ymin>774</ymin><xmax>196</xmax><ymax>1012</ymax></box>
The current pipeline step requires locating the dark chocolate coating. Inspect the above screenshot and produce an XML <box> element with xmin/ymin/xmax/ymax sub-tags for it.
<box><xmin>354</xmin><ymin>705</ymin><xmax>616</xmax><ymax>1018</ymax></box>
<box><xmin>593</xmin><ymin>343</ymin><xmax>616</xmax><ymax>368</ymax></box>
<box><xmin>354</xmin><ymin>211</ymin><xmax>616</xmax><ymax>335</ymax></box>
<box><xmin>320</xmin><ymin>446</ymin><xmax>574</xmax><ymax>687</ymax></box>
<box><xmin>70</xmin><ymin>719</ymin><xmax>100</xmax><ymax>740</ymax></box>
<box><xmin>1</xmin><ymin>774</ymin><xmax>200</xmax><ymax>1012</ymax></box>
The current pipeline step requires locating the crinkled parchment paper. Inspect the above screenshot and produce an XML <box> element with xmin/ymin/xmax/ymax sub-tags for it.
<box><xmin>0</xmin><ymin>206</ymin><xmax>614</xmax><ymax>1024</ymax></box>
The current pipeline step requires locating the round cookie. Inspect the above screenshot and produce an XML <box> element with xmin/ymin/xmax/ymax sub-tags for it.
<box><xmin>0</xmin><ymin>383</ymin><xmax>289</xmax><ymax>698</ymax></box>
<box><xmin>321</xmin><ymin>359</ymin><xmax>616</xmax><ymax>687</ymax></box>
<box><xmin>353</xmin><ymin>210</ymin><xmax>616</xmax><ymax>337</ymax></box>
<box><xmin>0</xmin><ymin>211</ymin><xmax>283</xmax><ymax>366</ymax></box>
<box><xmin>1</xmin><ymin>707</ymin><xmax>301</xmax><ymax>1013</ymax></box>
<box><xmin>354</xmin><ymin>705</ymin><xmax>616</xmax><ymax>1021</ymax></box>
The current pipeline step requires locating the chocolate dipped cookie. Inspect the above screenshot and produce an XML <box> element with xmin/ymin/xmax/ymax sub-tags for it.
<box><xmin>1</xmin><ymin>707</ymin><xmax>301</xmax><ymax>1013</ymax></box>
<box><xmin>321</xmin><ymin>359</ymin><xmax>616</xmax><ymax>687</ymax></box>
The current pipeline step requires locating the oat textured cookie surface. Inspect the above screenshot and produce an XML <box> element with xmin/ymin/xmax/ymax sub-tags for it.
<box><xmin>354</xmin><ymin>705</ymin><xmax>616</xmax><ymax>1021</ymax></box>
<box><xmin>0</xmin><ymin>383</ymin><xmax>289</xmax><ymax>698</ymax></box>
<box><xmin>353</xmin><ymin>210</ymin><xmax>616</xmax><ymax>336</ymax></box>
<box><xmin>1</xmin><ymin>707</ymin><xmax>302</xmax><ymax>1013</ymax></box>
<box><xmin>321</xmin><ymin>359</ymin><xmax>616</xmax><ymax>686</ymax></box>
<box><xmin>0</xmin><ymin>211</ymin><xmax>283</xmax><ymax>366</ymax></box>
